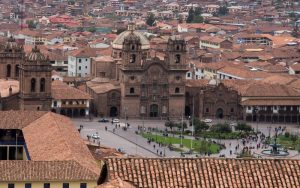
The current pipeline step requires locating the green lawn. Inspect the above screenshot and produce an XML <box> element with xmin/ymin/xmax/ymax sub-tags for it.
<box><xmin>277</xmin><ymin>135</ymin><xmax>300</xmax><ymax>151</ymax></box>
<box><xmin>142</xmin><ymin>133</ymin><xmax>220</xmax><ymax>154</ymax></box>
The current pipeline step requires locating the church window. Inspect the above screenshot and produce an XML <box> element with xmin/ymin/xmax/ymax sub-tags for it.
<box><xmin>6</xmin><ymin>64</ymin><xmax>11</xmax><ymax>77</ymax></box>
<box><xmin>176</xmin><ymin>45</ymin><xmax>180</xmax><ymax>50</ymax></box>
<box><xmin>231</xmin><ymin>108</ymin><xmax>234</xmax><ymax>113</ymax></box>
<box><xmin>131</xmin><ymin>45</ymin><xmax>135</xmax><ymax>50</ymax></box>
<box><xmin>130</xmin><ymin>76</ymin><xmax>135</xmax><ymax>80</ymax></box>
<box><xmin>40</xmin><ymin>78</ymin><xmax>45</xmax><ymax>92</ymax></box>
<box><xmin>119</xmin><ymin>52</ymin><xmax>122</xmax><ymax>58</ymax></box>
<box><xmin>206</xmin><ymin>108</ymin><xmax>209</xmax><ymax>113</ymax></box>
<box><xmin>31</xmin><ymin>78</ymin><xmax>36</xmax><ymax>92</ymax></box>
<box><xmin>175</xmin><ymin>87</ymin><xmax>180</xmax><ymax>93</ymax></box>
<box><xmin>112</xmin><ymin>92</ymin><xmax>116</xmax><ymax>99</ymax></box>
<box><xmin>130</xmin><ymin>54</ymin><xmax>136</xmax><ymax>63</ymax></box>
<box><xmin>53</xmin><ymin>101</ymin><xmax>57</xmax><ymax>107</ymax></box>
<box><xmin>130</xmin><ymin>87</ymin><xmax>135</xmax><ymax>94</ymax></box>
<box><xmin>175</xmin><ymin>54</ymin><xmax>180</xmax><ymax>64</ymax></box>
<box><xmin>15</xmin><ymin>65</ymin><xmax>19</xmax><ymax>77</ymax></box>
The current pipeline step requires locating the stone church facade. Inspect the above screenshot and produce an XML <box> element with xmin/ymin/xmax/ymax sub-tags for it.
<box><xmin>88</xmin><ymin>24</ymin><xmax>188</xmax><ymax>119</ymax></box>
<box><xmin>0</xmin><ymin>38</ymin><xmax>52</xmax><ymax>111</ymax></box>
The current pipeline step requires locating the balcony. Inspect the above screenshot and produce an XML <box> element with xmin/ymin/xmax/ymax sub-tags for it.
<box><xmin>61</xmin><ymin>104</ymin><xmax>87</xmax><ymax>108</ymax></box>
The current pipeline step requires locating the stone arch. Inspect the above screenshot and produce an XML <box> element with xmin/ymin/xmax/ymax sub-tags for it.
<box><xmin>110</xmin><ymin>107</ymin><xmax>118</xmax><ymax>117</ymax></box>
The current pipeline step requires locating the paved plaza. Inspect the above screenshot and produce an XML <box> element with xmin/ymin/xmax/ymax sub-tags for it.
<box><xmin>73</xmin><ymin>117</ymin><xmax>300</xmax><ymax>159</ymax></box>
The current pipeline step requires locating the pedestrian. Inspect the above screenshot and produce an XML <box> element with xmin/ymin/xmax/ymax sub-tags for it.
<box><xmin>105</xmin><ymin>126</ymin><xmax>107</xmax><ymax>131</ymax></box>
<box><xmin>230</xmin><ymin>150</ymin><xmax>232</xmax><ymax>155</ymax></box>
<box><xmin>160</xmin><ymin>151</ymin><xmax>162</xmax><ymax>156</ymax></box>
<box><xmin>153</xmin><ymin>145</ymin><xmax>156</xmax><ymax>149</ymax></box>
<box><xmin>157</xmin><ymin>149</ymin><xmax>159</xmax><ymax>154</ymax></box>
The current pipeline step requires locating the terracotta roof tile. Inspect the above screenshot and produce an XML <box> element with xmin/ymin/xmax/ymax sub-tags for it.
<box><xmin>52</xmin><ymin>80</ymin><xmax>92</xmax><ymax>100</ymax></box>
<box><xmin>0</xmin><ymin>160</ymin><xmax>98</xmax><ymax>181</ymax></box>
<box><xmin>106</xmin><ymin>158</ymin><xmax>300</xmax><ymax>188</ymax></box>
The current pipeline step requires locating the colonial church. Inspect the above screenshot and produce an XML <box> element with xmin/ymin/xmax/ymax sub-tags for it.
<box><xmin>0</xmin><ymin>37</ymin><xmax>52</xmax><ymax>111</ymax></box>
<box><xmin>87</xmin><ymin>23</ymin><xmax>188</xmax><ymax>119</ymax></box>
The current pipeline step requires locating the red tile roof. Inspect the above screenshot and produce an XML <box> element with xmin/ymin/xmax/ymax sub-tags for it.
<box><xmin>106</xmin><ymin>158</ymin><xmax>300</xmax><ymax>188</ymax></box>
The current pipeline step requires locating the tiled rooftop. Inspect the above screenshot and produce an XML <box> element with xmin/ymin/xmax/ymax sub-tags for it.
<box><xmin>106</xmin><ymin>158</ymin><xmax>300</xmax><ymax>188</ymax></box>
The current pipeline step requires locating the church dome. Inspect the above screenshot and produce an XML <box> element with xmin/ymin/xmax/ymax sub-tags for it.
<box><xmin>112</xmin><ymin>23</ymin><xmax>150</xmax><ymax>50</ymax></box>
<box><xmin>2</xmin><ymin>36</ymin><xmax>23</xmax><ymax>52</ymax></box>
<box><xmin>27</xmin><ymin>46</ymin><xmax>47</xmax><ymax>62</ymax></box>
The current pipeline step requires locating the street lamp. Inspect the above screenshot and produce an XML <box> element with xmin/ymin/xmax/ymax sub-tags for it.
<box><xmin>180</xmin><ymin>110</ymin><xmax>183</xmax><ymax>148</ymax></box>
<box><xmin>253</xmin><ymin>107</ymin><xmax>259</xmax><ymax>133</ymax></box>
<box><xmin>190</xmin><ymin>95</ymin><xmax>195</xmax><ymax>152</ymax></box>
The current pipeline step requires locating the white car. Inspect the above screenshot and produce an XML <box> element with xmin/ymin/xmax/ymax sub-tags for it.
<box><xmin>91</xmin><ymin>133</ymin><xmax>100</xmax><ymax>139</ymax></box>
<box><xmin>204</xmin><ymin>119</ymin><xmax>213</xmax><ymax>123</ymax></box>
<box><xmin>112</xmin><ymin>119</ymin><xmax>120</xmax><ymax>123</ymax></box>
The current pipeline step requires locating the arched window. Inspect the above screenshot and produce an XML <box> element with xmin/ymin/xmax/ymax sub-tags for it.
<box><xmin>176</xmin><ymin>45</ymin><xmax>180</xmax><ymax>50</ymax></box>
<box><xmin>15</xmin><ymin>65</ymin><xmax>19</xmax><ymax>77</ymax></box>
<box><xmin>111</xmin><ymin>92</ymin><xmax>116</xmax><ymax>99</ymax></box>
<box><xmin>31</xmin><ymin>78</ymin><xmax>36</xmax><ymax>92</ymax></box>
<box><xmin>130</xmin><ymin>54</ymin><xmax>136</xmax><ymax>63</ymax></box>
<box><xmin>131</xmin><ymin>45</ymin><xmax>135</xmax><ymax>50</ymax></box>
<box><xmin>40</xmin><ymin>78</ymin><xmax>45</xmax><ymax>92</ymax></box>
<box><xmin>6</xmin><ymin>64</ymin><xmax>11</xmax><ymax>77</ymax></box>
<box><xmin>175</xmin><ymin>87</ymin><xmax>180</xmax><ymax>93</ymax></box>
<box><xmin>175</xmin><ymin>54</ymin><xmax>181</xmax><ymax>64</ymax></box>
<box><xmin>130</xmin><ymin>87</ymin><xmax>135</xmax><ymax>94</ymax></box>
<box><xmin>119</xmin><ymin>52</ymin><xmax>122</xmax><ymax>58</ymax></box>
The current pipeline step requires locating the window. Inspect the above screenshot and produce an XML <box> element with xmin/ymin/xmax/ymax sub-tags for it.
<box><xmin>187</xmin><ymin>73</ymin><xmax>191</xmax><ymax>77</ymax></box>
<box><xmin>6</xmin><ymin>64</ymin><xmax>11</xmax><ymax>77</ymax></box>
<box><xmin>86</xmin><ymin>59</ymin><xmax>88</xmax><ymax>61</ymax></box>
<box><xmin>248</xmin><ymin>106</ymin><xmax>251</xmax><ymax>110</ymax></box>
<box><xmin>85</xmin><ymin>66</ymin><xmax>87</xmax><ymax>69</ymax></box>
<box><xmin>175</xmin><ymin>87</ymin><xmax>180</xmax><ymax>93</ymax></box>
<box><xmin>130</xmin><ymin>76</ymin><xmax>135</xmax><ymax>80</ymax></box>
<box><xmin>176</xmin><ymin>45</ymin><xmax>180</xmax><ymax>50</ymax></box>
<box><xmin>25</xmin><ymin>183</ymin><xmax>31</xmax><ymax>188</ymax></box>
<box><xmin>64</xmin><ymin>61</ymin><xmax>68</xmax><ymax>64</ymax></box>
<box><xmin>130</xmin><ymin>54</ymin><xmax>136</xmax><ymax>63</ymax></box>
<box><xmin>31</xmin><ymin>78</ymin><xmax>36</xmax><ymax>92</ymax></box>
<box><xmin>131</xmin><ymin>45</ymin><xmax>135</xmax><ymax>50</ymax></box>
<box><xmin>79</xmin><ymin>66</ymin><xmax>81</xmax><ymax>70</ymax></box>
<box><xmin>15</xmin><ymin>65</ymin><xmax>19</xmax><ymax>77</ymax></box>
<box><xmin>130</xmin><ymin>87</ymin><xmax>135</xmax><ymax>94</ymax></box>
<box><xmin>80</xmin><ymin>183</ymin><xmax>87</xmax><ymax>188</ymax></box>
<box><xmin>176</xmin><ymin>76</ymin><xmax>181</xmax><ymax>81</ymax></box>
<box><xmin>63</xmin><ymin>183</ymin><xmax>69</xmax><ymax>188</ymax></box>
<box><xmin>40</xmin><ymin>78</ymin><xmax>45</xmax><ymax>92</ymax></box>
<box><xmin>111</xmin><ymin>92</ymin><xmax>116</xmax><ymax>99</ymax></box>
<box><xmin>175</xmin><ymin>54</ymin><xmax>180</xmax><ymax>64</ymax></box>
<box><xmin>44</xmin><ymin>183</ymin><xmax>50</xmax><ymax>188</ymax></box>
<box><xmin>78</xmin><ymin>59</ymin><xmax>81</xmax><ymax>63</ymax></box>
<box><xmin>53</xmin><ymin>101</ymin><xmax>57</xmax><ymax>107</ymax></box>
<box><xmin>206</xmin><ymin>108</ymin><xmax>209</xmax><ymax>113</ymax></box>
<box><xmin>231</xmin><ymin>108</ymin><xmax>234</xmax><ymax>113</ymax></box>
<box><xmin>8</xmin><ymin>184</ymin><xmax>14</xmax><ymax>188</ymax></box>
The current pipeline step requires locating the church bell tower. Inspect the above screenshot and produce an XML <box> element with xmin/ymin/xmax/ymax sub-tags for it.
<box><xmin>19</xmin><ymin>46</ymin><xmax>52</xmax><ymax>111</ymax></box>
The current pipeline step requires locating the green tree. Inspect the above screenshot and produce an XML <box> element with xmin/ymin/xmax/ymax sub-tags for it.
<box><xmin>235</xmin><ymin>122</ymin><xmax>252</xmax><ymax>132</ymax></box>
<box><xmin>193</xmin><ymin>15</ymin><xmax>204</xmax><ymax>23</ymax></box>
<box><xmin>210</xmin><ymin>123</ymin><xmax>232</xmax><ymax>133</ymax></box>
<box><xmin>26</xmin><ymin>20</ymin><xmax>37</xmax><ymax>29</ymax></box>
<box><xmin>177</xmin><ymin>122</ymin><xmax>187</xmax><ymax>131</ymax></box>
<box><xmin>88</xmin><ymin>27</ymin><xmax>97</xmax><ymax>33</ymax></box>
<box><xmin>186</xmin><ymin>8</ymin><xmax>195</xmax><ymax>23</ymax></box>
<box><xmin>193</xmin><ymin>118</ymin><xmax>209</xmax><ymax>133</ymax></box>
<box><xmin>217</xmin><ymin>6</ymin><xmax>229</xmax><ymax>16</ymax></box>
<box><xmin>146</xmin><ymin>13</ymin><xmax>156</xmax><ymax>26</ymax></box>
<box><xmin>165</xmin><ymin>121</ymin><xmax>176</xmax><ymax>132</ymax></box>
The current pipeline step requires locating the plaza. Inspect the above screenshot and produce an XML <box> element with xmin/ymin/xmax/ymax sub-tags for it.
<box><xmin>73</xmin><ymin>117</ymin><xmax>300</xmax><ymax>159</ymax></box>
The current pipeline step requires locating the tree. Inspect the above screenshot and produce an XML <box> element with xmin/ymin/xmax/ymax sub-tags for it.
<box><xmin>88</xmin><ymin>27</ymin><xmax>97</xmax><ymax>33</ymax></box>
<box><xmin>26</xmin><ymin>20</ymin><xmax>37</xmax><ymax>29</ymax></box>
<box><xmin>235</xmin><ymin>122</ymin><xmax>252</xmax><ymax>132</ymax></box>
<box><xmin>193</xmin><ymin>118</ymin><xmax>209</xmax><ymax>133</ymax></box>
<box><xmin>186</xmin><ymin>9</ymin><xmax>195</xmax><ymax>23</ymax></box>
<box><xmin>193</xmin><ymin>15</ymin><xmax>204</xmax><ymax>23</ymax></box>
<box><xmin>217</xmin><ymin>6</ymin><xmax>229</xmax><ymax>16</ymax></box>
<box><xmin>165</xmin><ymin>121</ymin><xmax>176</xmax><ymax>132</ymax></box>
<box><xmin>146</xmin><ymin>13</ymin><xmax>156</xmax><ymax>26</ymax></box>
<box><xmin>177</xmin><ymin>122</ymin><xmax>187</xmax><ymax>131</ymax></box>
<box><xmin>292</xmin><ymin>24</ymin><xmax>299</xmax><ymax>38</ymax></box>
<box><xmin>210</xmin><ymin>123</ymin><xmax>232</xmax><ymax>133</ymax></box>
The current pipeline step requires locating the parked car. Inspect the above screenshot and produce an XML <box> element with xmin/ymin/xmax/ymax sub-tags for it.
<box><xmin>112</xmin><ymin>118</ymin><xmax>120</xmax><ymax>123</ymax></box>
<box><xmin>204</xmin><ymin>119</ymin><xmax>213</xmax><ymax>123</ymax></box>
<box><xmin>98</xmin><ymin>118</ymin><xmax>109</xmax><ymax>123</ymax></box>
<box><xmin>91</xmin><ymin>133</ymin><xmax>100</xmax><ymax>139</ymax></box>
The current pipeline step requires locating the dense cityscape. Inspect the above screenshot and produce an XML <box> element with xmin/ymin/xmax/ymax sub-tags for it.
<box><xmin>0</xmin><ymin>0</ymin><xmax>300</xmax><ymax>187</ymax></box>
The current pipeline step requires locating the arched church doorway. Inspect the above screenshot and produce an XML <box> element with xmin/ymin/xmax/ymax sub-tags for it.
<box><xmin>150</xmin><ymin>104</ymin><xmax>158</xmax><ymax>117</ymax></box>
<box><xmin>216</xmin><ymin>108</ymin><xmax>224</xmax><ymax>119</ymax></box>
<box><xmin>110</xmin><ymin>107</ymin><xmax>118</xmax><ymax>117</ymax></box>
<box><xmin>185</xmin><ymin>106</ymin><xmax>191</xmax><ymax>117</ymax></box>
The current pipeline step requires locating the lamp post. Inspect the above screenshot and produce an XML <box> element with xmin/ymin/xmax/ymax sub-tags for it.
<box><xmin>180</xmin><ymin>110</ymin><xmax>183</xmax><ymax>148</ymax></box>
<box><xmin>191</xmin><ymin>95</ymin><xmax>194</xmax><ymax>152</ymax></box>
<box><xmin>253</xmin><ymin>107</ymin><xmax>259</xmax><ymax>133</ymax></box>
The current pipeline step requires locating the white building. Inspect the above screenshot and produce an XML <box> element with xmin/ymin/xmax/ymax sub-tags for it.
<box><xmin>67</xmin><ymin>48</ymin><xmax>96</xmax><ymax>77</ymax></box>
